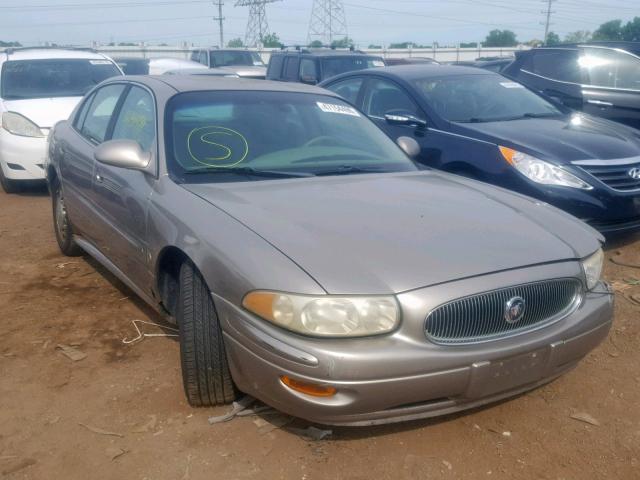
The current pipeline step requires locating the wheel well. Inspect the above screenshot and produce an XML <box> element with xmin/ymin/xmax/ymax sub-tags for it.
<box><xmin>47</xmin><ymin>165</ymin><xmax>59</xmax><ymax>189</ymax></box>
<box><xmin>156</xmin><ymin>247</ymin><xmax>190</xmax><ymax>318</ymax></box>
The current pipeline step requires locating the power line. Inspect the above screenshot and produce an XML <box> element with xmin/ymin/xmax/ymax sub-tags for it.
<box><xmin>0</xmin><ymin>0</ymin><xmax>211</xmax><ymax>10</ymax></box>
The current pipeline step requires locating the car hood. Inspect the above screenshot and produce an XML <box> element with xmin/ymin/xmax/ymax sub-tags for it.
<box><xmin>453</xmin><ymin>114</ymin><xmax>640</xmax><ymax>163</ymax></box>
<box><xmin>1</xmin><ymin>97</ymin><xmax>82</xmax><ymax>128</ymax></box>
<box><xmin>219</xmin><ymin>66</ymin><xmax>267</xmax><ymax>78</ymax></box>
<box><xmin>185</xmin><ymin>171</ymin><xmax>601</xmax><ymax>295</ymax></box>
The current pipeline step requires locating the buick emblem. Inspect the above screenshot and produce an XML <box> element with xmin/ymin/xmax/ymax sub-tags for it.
<box><xmin>504</xmin><ymin>297</ymin><xmax>526</xmax><ymax>324</ymax></box>
<box><xmin>629</xmin><ymin>167</ymin><xmax>640</xmax><ymax>180</ymax></box>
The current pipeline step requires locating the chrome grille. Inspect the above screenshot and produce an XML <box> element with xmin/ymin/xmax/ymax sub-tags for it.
<box><xmin>425</xmin><ymin>279</ymin><xmax>582</xmax><ymax>344</ymax></box>
<box><xmin>578</xmin><ymin>162</ymin><xmax>640</xmax><ymax>191</ymax></box>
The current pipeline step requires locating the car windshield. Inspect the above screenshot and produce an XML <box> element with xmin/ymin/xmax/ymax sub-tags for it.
<box><xmin>413</xmin><ymin>74</ymin><xmax>563</xmax><ymax>123</ymax></box>
<box><xmin>1</xmin><ymin>59</ymin><xmax>121</xmax><ymax>100</ymax></box>
<box><xmin>166</xmin><ymin>91</ymin><xmax>417</xmax><ymax>183</ymax></box>
<box><xmin>321</xmin><ymin>56</ymin><xmax>384</xmax><ymax>80</ymax></box>
<box><xmin>211</xmin><ymin>51</ymin><xmax>265</xmax><ymax>67</ymax></box>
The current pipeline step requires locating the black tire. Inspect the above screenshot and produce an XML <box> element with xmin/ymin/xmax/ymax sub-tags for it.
<box><xmin>52</xmin><ymin>182</ymin><xmax>82</xmax><ymax>257</ymax></box>
<box><xmin>0</xmin><ymin>166</ymin><xmax>21</xmax><ymax>194</ymax></box>
<box><xmin>178</xmin><ymin>260</ymin><xmax>237</xmax><ymax>406</ymax></box>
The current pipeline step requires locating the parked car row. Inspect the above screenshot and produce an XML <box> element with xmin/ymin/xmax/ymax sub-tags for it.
<box><xmin>45</xmin><ymin>74</ymin><xmax>612</xmax><ymax>425</ymax></box>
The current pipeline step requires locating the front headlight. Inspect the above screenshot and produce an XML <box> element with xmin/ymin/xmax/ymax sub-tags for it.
<box><xmin>499</xmin><ymin>146</ymin><xmax>592</xmax><ymax>190</ymax></box>
<box><xmin>1</xmin><ymin>112</ymin><xmax>45</xmax><ymax>138</ymax></box>
<box><xmin>243</xmin><ymin>291</ymin><xmax>400</xmax><ymax>337</ymax></box>
<box><xmin>581</xmin><ymin>248</ymin><xmax>604</xmax><ymax>290</ymax></box>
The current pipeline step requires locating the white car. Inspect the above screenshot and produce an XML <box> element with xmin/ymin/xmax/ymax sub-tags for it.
<box><xmin>0</xmin><ymin>48</ymin><xmax>122</xmax><ymax>193</ymax></box>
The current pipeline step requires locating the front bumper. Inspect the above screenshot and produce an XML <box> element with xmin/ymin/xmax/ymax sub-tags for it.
<box><xmin>0</xmin><ymin>128</ymin><xmax>48</xmax><ymax>181</ymax></box>
<box><xmin>217</xmin><ymin>262</ymin><xmax>613</xmax><ymax>426</ymax></box>
<box><xmin>513</xmin><ymin>174</ymin><xmax>640</xmax><ymax>236</ymax></box>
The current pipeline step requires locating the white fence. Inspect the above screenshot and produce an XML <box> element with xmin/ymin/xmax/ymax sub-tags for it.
<box><xmin>86</xmin><ymin>45</ymin><xmax>526</xmax><ymax>63</ymax></box>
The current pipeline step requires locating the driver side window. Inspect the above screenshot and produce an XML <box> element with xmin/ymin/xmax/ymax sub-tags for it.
<box><xmin>363</xmin><ymin>78</ymin><xmax>422</xmax><ymax>119</ymax></box>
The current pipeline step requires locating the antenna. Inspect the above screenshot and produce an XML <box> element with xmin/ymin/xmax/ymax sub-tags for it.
<box><xmin>308</xmin><ymin>0</ymin><xmax>348</xmax><ymax>46</ymax></box>
<box><xmin>235</xmin><ymin>0</ymin><xmax>281</xmax><ymax>47</ymax></box>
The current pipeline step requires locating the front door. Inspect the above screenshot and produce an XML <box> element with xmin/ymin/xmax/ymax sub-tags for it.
<box><xmin>91</xmin><ymin>85</ymin><xmax>157</xmax><ymax>291</ymax></box>
<box><xmin>580</xmin><ymin>47</ymin><xmax>640</xmax><ymax>129</ymax></box>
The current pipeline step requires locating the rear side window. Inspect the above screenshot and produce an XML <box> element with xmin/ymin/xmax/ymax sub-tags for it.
<box><xmin>525</xmin><ymin>49</ymin><xmax>581</xmax><ymax>83</ymax></box>
<box><xmin>580</xmin><ymin>47</ymin><xmax>640</xmax><ymax>91</ymax></box>
<box><xmin>300</xmin><ymin>58</ymin><xmax>318</xmax><ymax>82</ymax></box>
<box><xmin>283</xmin><ymin>57</ymin><xmax>300</xmax><ymax>81</ymax></box>
<box><xmin>74</xmin><ymin>92</ymin><xmax>95</xmax><ymax>130</ymax></box>
<box><xmin>267</xmin><ymin>55</ymin><xmax>284</xmax><ymax>79</ymax></box>
<box><xmin>80</xmin><ymin>84</ymin><xmax>126</xmax><ymax>144</ymax></box>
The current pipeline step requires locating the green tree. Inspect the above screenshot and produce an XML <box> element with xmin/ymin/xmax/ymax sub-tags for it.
<box><xmin>622</xmin><ymin>17</ymin><xmax>640</xmax><ymax>42</ymax></box>
<box><xmin>308</xmin><ymin>40</ymin><xmax>323</xmax><ymax>48</ymax></box>
<box><xmin>460</xmin><ymin>42</ymin><xmax>478</xmax><ymax>48</ymax></box>
<box><xmin>0</xmin><ymin>40</ymin><xmax>21</xmax><ymax>47</ymax></box>
<box><xmin>545</xmin><ymin>31</ymin><xmax>561</xmax><ymax>45</ymax></box>
<box><xmin>331</xmin><ymin>36</ymin><xmax>354</xmax><ymax>48</ymax></box>
<box><xmin>593</xmin><ymin>19</ymin><xmax>623</xmax><ymax>41</ymax></box>
<box><xmin>564</xmin><ymin>30</ymin><xmax>592</xmax><ymax>43</ymax></box>
<box><xmin>261</xmin><ymin>32</ymin><xmax>282</xmax><ymax>48</ymax></box>
<box><xmin>227</xmin><ymin>38</ymin><xmax>244</xmax><ymax>48</ymax></box>
<box><xmin>368</xmin><ymin>44</ymin><xmax>382</xmax><ymax>49</ymax></box>
<box><xmin>482</xmin><ymin>29</ymin><xmax>518</xmax><ymax>47</ymax></box>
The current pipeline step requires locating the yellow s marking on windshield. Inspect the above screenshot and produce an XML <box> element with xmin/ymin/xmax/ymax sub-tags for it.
<box><xmin>187</xmin><ymin>126</ymin><xmax>249</xmax><ymax>168</ymax></box>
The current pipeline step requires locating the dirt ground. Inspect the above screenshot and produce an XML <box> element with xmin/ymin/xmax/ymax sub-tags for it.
<box><xmin>0</xmin><ymin>186</ymin><xmax>639</xmax><ymax>480</ymax></box>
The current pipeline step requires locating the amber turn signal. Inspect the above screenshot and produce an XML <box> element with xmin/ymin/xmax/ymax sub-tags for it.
<box><xmin>280</xmin><ymin>376</ymin><xmax>337</xmax><ymax>398</ymax></box>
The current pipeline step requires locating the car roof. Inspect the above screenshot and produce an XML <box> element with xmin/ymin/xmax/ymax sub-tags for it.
<box><xmin>1</xmin><ymin>48</ymin><xmax>113</xmax><ymax>61</ymax></box>
<box><xmin>527</xmin><ymin>42</ymin><xmax>640</xmax><ymax>56</ymax></box>
<box><xmin>326</xmin><ymin>64</ymin><xmax>495</xmax><ymax>82</ymax></box>
<box><xmin>274</xmin><ymin>49</ymin><xmax>381</xmax><ymax>57</ymax></box>
<box><xmin>126</xmin><ymin>75</ymin><xmax>336</xmax><ymax>95</ymax></box>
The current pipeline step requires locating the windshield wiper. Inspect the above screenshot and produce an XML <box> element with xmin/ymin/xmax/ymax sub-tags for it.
<box><xmin>314</xmin><ymin>165</ymin><xmax>390</xmax><ymax>176</ymax></box>
<box><xmin>521</xmin><ymin>112</ymin><xmax>561</xmax><ymax>119</ymax></box>
<box><xmin>182</xmin><ymin>166</ymin><xmax>314</xmax><ymax>179</ymax></box>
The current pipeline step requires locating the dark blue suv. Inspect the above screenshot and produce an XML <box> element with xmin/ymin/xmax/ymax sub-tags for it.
<box><xmin>321</xmin><ymin>65</ymin><xmax>640</xmax><ymax>235</ymax></box>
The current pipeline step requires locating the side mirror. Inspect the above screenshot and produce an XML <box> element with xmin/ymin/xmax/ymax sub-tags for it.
<box><xmin>300</xmin><ymin>74</ymin><xmax>319</xmax><ymax>85</ymax></box>
<box><xmin>94</xmin><ymin>139</ymin><xmax>151</xmax><ymax>171</ymax></box>
<box><xmin>385</xmin><ymin>113</ymin><xmax>427</xmax><ymax>129</ymax></box>
<box><xmin>396</xmin><ymin>136</ymin><xmax>421</xmax><ymax>158</ymax></box>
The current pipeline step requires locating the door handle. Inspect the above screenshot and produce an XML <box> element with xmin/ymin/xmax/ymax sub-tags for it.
<box><xmin>586</xmin><ymin>99</ymin><xmax>613</xmax><ymax>107</ymax></box>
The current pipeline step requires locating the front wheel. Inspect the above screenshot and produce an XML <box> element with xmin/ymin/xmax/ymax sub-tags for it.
<box><xmin>178</xmin><ymin>260</ymin><xmax>237</xmax><ymax>406</ymax></box>
<box><xmin>52</xmin><ymin>183</ymin><xmax>82</xmax><ymax>256</ymax></box>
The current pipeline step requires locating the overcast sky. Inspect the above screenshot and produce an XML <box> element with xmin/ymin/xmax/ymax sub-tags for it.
<box><xmin>0</xmin><ymin>0</ymin><xmax>637</xmax><ymax>47</ymax></box>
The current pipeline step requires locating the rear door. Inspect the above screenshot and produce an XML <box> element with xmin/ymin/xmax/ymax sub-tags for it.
<box><xmin>512</xmin><ymin>48</ymin><xmax>584</xmax><ymax>109</ymax></box>
<box><xmin>91</xmin><ymin>84</ymin><xmax>156</xmax><ymax>290</ymax></box>
<box><xmin>580</xmin><ymin>47</ymin><xmax>640</xmax><ymax>129</ymax></box>
<box><xmin>60</xmin><ymin>84</ymin><xmax>127</xmax><ymax>239</ymax></box>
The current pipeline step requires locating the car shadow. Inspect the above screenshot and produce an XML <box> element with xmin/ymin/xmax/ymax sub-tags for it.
<box><xmin>15</xmin><ymin>182</ymin><xmax>49</xmax><ymax>197</ymax></box>
<box><xmin>322</xmin><ymin>392</ymin><xmax>532</xmax><ymax>440</ymax></box>
<box><xmin>604</xmin><ymin>232</ymin><xmax>640</xmax><ymax>251</ymax></box>
<box><xmin>80</xmin><ymin>254</ymin><xmax>177</xmax><ymax>340</ymax></box>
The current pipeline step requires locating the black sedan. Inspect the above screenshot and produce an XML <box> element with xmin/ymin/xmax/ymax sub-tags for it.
<box><xmin>321</xmin><ymin>65</ymin><xmax>640</xmax><ymax>235</ymax></box>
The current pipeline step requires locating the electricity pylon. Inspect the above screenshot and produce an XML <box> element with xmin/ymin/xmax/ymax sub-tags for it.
<box><xmin>308</xmin><ymin>0</ymin><xmax>348</xmax><ymax>46</ymax></box>
<box><xmin>235</xmin><ymin>0</ymin><xmax>281</xmax><ymax>47</ymax></box>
